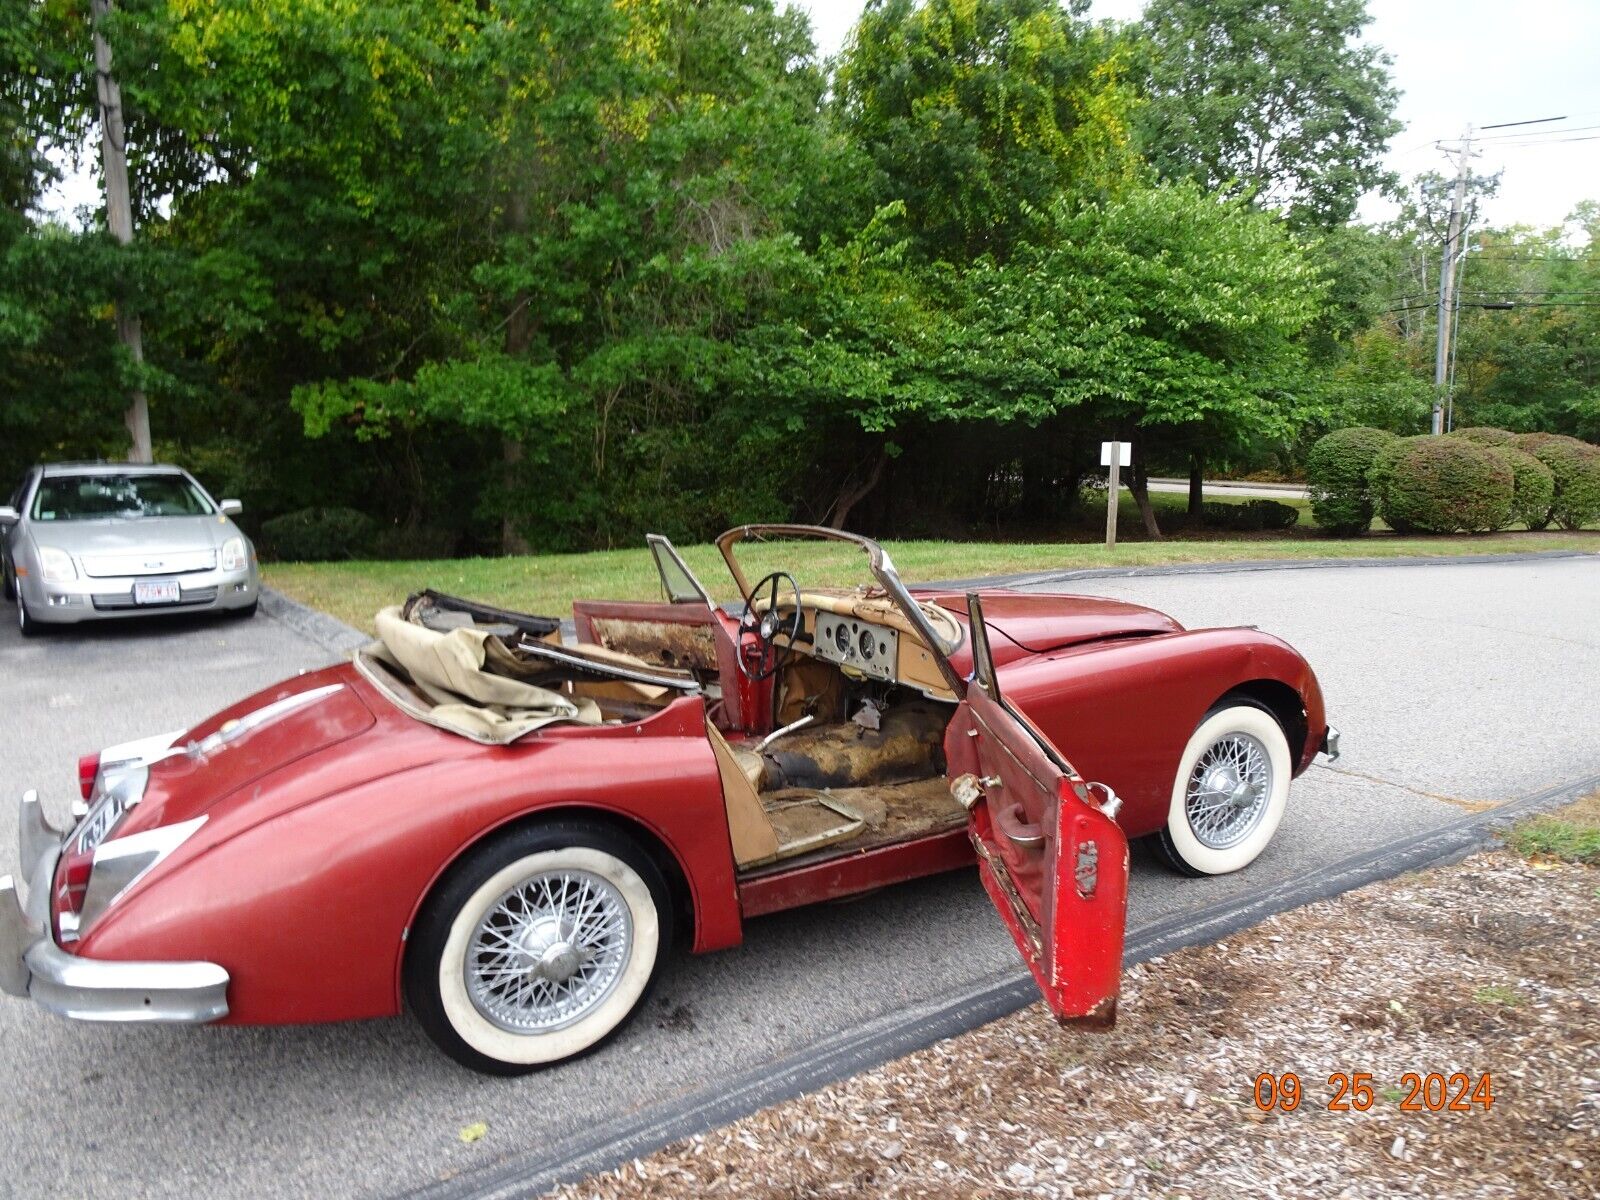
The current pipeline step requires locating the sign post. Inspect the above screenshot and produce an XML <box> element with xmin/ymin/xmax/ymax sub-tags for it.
<box><xmin>1101</xmin><ymin>441</ymin><xmax>1125</xmax><ymax>550</ymax></box>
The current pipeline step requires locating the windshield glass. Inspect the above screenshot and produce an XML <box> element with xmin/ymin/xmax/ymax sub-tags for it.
<box><xmin>30</xmin><ymin>473</ymin><xmax>213</xmax><ymax>521</ymax></box>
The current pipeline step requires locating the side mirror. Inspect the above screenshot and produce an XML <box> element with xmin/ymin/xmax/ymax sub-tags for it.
<box><xmin>218</xmin><ymin>499</ymin><xmax>243</xmax><ymax>517</ymax></box>
<box><xmin>0</xmin><ymin>505</ymin><xmax>17</xmax><ymax>526</ymax></box>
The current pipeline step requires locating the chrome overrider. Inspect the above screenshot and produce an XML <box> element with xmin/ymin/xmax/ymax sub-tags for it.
<box><xmin>0</xmin><ymin>755</ymin><xmax>229</xmax><ymax>1023</ymax></box>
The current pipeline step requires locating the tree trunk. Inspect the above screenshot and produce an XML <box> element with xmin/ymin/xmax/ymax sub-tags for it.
<box><xmin>1130</xmin><ymin>440</ymin><xmax>1162</xmax><ymax>540</ymax></box>
<box><xmin>1187</xmin><ymin>453</ymin><xmax>1204</xmax><ymax>520</ymax></box>
<box><xmin>825</xmin><ymin>447</ymin><xmax>888</xmax><ymax>531</ymax></box>
<box><xmin>500</xmin><ymin>188</ymin><xmax>532</xmax><ymax>555</ymax></box>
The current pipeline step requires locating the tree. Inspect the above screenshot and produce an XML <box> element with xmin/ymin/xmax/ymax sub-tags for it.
<box><xmin>1137</xmin><ymin>0</ymin><xmax>1400</xmax><ymax>229</ymax></box>
<box><xmin>929</xmin><ymin>182</ymin><xmax>1325</xmax><ymax>534</ymax></box>
<box><xmin>836</xmin><ymin>0</ymin><xmax>1138</xmax><ymax>263</ymax></box>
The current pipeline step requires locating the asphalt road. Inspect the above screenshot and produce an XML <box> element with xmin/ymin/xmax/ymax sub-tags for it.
<box><xmin>1</xmin><ymin>555</ymin><xmax>1595</xmax><ymax>1199</ymax></box>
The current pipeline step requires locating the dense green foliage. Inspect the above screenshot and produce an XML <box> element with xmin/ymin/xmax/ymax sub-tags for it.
<box><xmin>1197</xmin><ymin>499</ymin><xmax>1299</xmax><ymax>531</ymax></box>
<box><xmin>1377</xmin><ymin>437</ymin><xmax>1513</xmax><ymax>534</ymax></box>
<box><xmin>1136</xmin><ymin>0</ymin><xmax>1400</xmax><ymax>229</ymax></box>
<box><xmin>1452</xmin><ymin>426</ymin><xmax>1517</xmax><ymax>447</ymax></box>
<box><xmin>1305</xmin><ymin>426</ymin><xmax>1394</xmax><ymax>534</ymax></box>
<box><xmin>1518</xmin><ymin>434</ymin><xmax>1600</xmax><ymax>531</ymax></box>
<box><xmin>258</xmin><ymin>506</ymin><xmax>378</xmax><ymax>562</ymax></box>
<box><xmin>1487</xmin><ymin>446</ymin><xmax>1556</xmax><ymax>531</ymax></box>
<box><xmin>0</xmin><ymin>0</ymin><xmax>1590</xmax><ymax>556</ymax></box>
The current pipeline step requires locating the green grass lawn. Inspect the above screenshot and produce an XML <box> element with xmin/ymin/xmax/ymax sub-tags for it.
<box><xmin>265</xmin><ymin>523</ymin><xmax>1598</xmax><ymax>633</ymax></box>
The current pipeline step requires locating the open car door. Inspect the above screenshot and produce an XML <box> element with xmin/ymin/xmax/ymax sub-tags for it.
<box><xmin>949</xmin><ymin>593</ymin><xmax>1130</xmax><ymax>1026</ymax></box>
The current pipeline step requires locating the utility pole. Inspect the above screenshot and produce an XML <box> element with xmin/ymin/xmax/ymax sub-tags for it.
<box><xmin>1432</xmin><ymin>125</ymin><xmax>1475</xmax><ymax>436</ymax></box>
<box><xmin>91</xmin><ymin>0</ymin><xmax>151</xmax><ymax>463</ymax></box>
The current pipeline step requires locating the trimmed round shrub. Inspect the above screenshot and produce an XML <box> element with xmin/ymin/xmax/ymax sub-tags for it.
<box><xmin>259</xmin><ymin>506</ymin><xmax>377</xmax><ymax>561</ymax></box>
<box><xmin>1516</xmin><ymin>433</ymin><xmax>1600</xmax><ymax>530</ymax></box>
<box><xmin>1199</xmin><ymin>498</ymin><xmax>1300</xmax><ymax>531</ymax></box>
<box><xmin>1364</xmin><ymin>434</ymin><xmax>1428</xmax><ymax>533</ymax></box>
<box><xmin>1305</xmin><ymin>426</ymin><xmax>1396</xmax><ymax>535</ymax></box>
<box><xmin>1378</xmin><ymin>437</ymin><xmax>1514</xmax><ymax>533</ymax></box>
<box><xmin>1487</xmin><ymin>446</ymin><xmax>1555</xmax><ymax>530</ymax></box>
<box><xmin>1451</xmin><ymin>426</ymin><xmax>1518</xmax><ymax>447</ymax></box>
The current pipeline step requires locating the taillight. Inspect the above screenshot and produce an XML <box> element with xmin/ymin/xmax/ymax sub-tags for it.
<box><xmin>77</xmin><ymin>753</ymin><xmax>100</xmax><ymax>800</ymax></box>
<box><xmin>53</xmin><ymin>847</ymin><xmax>94</xmax><ymax>943</ymax></box>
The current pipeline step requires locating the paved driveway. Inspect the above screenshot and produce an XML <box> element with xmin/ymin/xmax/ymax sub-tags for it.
<box><xmin>0</xmin><ymin>556</ymin><xmax>1594</xmax><ymax>1199</ymax></box>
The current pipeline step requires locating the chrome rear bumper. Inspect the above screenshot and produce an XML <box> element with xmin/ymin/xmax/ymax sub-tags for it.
<box><xmin>1321</xmin><ymin>725</ymin><xmax>1341</xmax><ymax>762</ymax></box>
<box><xmin>0</xmin><ymin>791</ymin><xmax>229</xmax><ymax>1023</ymax></box>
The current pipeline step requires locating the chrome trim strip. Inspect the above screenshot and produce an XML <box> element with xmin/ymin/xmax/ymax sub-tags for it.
<box><xmin>79</xmin><ymin>816</ymin><xmax>207</xmax><ymax>930</ymax></box>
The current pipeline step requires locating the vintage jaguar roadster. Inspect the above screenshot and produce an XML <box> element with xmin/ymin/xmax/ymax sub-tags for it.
<box><xmin>0</xmin><ymin>526</ymin><xmax>1336</xmax><ymax>1073</ymax></box>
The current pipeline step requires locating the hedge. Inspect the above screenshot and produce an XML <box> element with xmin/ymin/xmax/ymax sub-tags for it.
<box><xmin>1365</xmin><ymin>434</ymin><xmax>1427</xmax><ymax>533</ymax></box>
<box><xmin>1517</xmin><ymin>433</ymin><xmax>1600</xmax><ymax>530</ymax></box>
<box><xmin>1200</xmin><ymin>499</ymin><xmax>1300</xmax><ymax>531</ymax></box>
<box><xmin>258</xmin><ymin>506</ymin><xmax>377</xmax><ymax>561</ymax></box>
<box><xmin>1451</xmin><ymin>426</ymin><xmax>1518</xmax><ymax>447</ymax></box>
<box><xmin>1487</xmin><ymin>446</ymin><xmax>1556</xmax><ymax>530</ymax></box>
<box><xmin>1377</xmin><ymin>437</ymin><xmax>1513</xmax><ymax>533</ymax></box>
<box><xmin>1305</xmin><ymin>426</ymin><xmax>1396</xmax><ymax>535</ymax></box>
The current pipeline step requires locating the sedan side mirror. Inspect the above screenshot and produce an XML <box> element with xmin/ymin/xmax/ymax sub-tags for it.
<box><xmin>0</xmin><ymin>505</ymin><xmax>17</xmax><ymax>526</ymax></box>
<box><xmin>218</xmin><ymin>499</ymin><xmax>244</xmax><ymax>517</ymax></box>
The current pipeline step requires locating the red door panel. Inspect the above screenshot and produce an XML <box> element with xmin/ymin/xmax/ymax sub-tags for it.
<box><xmin>951</xmin><ymin>595</ymin><xmax>1129</xmax><ymax>1025</ymax></box>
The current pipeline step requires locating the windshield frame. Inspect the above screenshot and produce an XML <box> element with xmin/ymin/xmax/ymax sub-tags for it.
<box><xmin>714</xmin><ymin>523</ymin><xmax>966</xmax><ymax>696</ymax></box>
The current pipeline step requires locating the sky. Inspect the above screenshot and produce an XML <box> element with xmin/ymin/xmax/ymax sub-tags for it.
<box><xmin>44</xmin><ymin>1</ymin><xmax>1600</xmax><ymax>233</ymax></box>
<box><xmin>789</xmin><ymin>0</ymin><xmax>1600</xmax><ymax>233</ymax></box>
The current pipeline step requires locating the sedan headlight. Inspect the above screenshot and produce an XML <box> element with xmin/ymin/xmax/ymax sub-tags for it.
<box><xmin>37</xmin><ymin>545</ymin><xmax>77</xmax><ymax>583</ymax></box>
<box><xmin>220</xmin><ymin>536</ymin><xmax>248</xmax><ymax>572</ymax></box>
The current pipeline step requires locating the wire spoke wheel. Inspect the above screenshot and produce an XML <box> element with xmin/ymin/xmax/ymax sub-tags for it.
<box><xmin>1185</xmin><ymin>731</ymin><xmax>1274</xmax><ymax>850</ymax></box>
<box><xmin>466</xmin><ymin>868</ymin><xmax>632</xmax><ymax>1034</ymax></box>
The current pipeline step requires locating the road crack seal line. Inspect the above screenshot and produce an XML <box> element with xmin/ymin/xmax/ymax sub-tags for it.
<box><xmin>1311</xmin><ymin>762</ymin><xmax>1493</xmax><ymax>812</ymax></box>
<box><xmin>390</xmin><ymin>768</ymin><xmax>1600</xmax><ymax>1200</ymax></box>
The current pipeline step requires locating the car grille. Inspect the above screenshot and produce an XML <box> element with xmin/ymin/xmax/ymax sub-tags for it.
<box><xmin>92</xmin><ymin>586</ymin><xmax>219</xmax><ymax>612</ymax></box>
<box><xmin>81</xmin><ymin>549</ymin><xmax>217</xmax><ymax>578</ymax></box>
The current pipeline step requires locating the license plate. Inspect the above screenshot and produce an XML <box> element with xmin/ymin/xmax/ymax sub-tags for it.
<box><xmin>133</xmin><ymin>579</ymin><xmax>181</xmax><ymax>605</ymax></box>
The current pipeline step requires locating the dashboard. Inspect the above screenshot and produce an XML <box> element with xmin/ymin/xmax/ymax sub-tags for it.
<box><xmin>812</xmin><ymin>610</ymin><xmax>900</xmax><ymax>682</ymax></box>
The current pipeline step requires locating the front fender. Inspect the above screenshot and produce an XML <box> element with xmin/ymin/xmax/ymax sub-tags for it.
<box><xmin>74</xmin><ymin>720</ymin><xmax>738</xmax><ymax>1025</ymax></box>
<box><xmin>998</xmin><ymin>629</ymin><xmax>1325</xmax><ymax>839</ymax></box>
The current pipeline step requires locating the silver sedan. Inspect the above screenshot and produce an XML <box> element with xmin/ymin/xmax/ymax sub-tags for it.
<box><xmin>0</xmin><ymin>462</ymin><xmax>259</xmax><ymax>637</ymax></box>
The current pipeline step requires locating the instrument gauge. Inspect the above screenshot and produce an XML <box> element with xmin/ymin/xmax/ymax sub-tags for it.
<box><xmin>833</xmin><ymin>623</ymin><xmax>853</xmax><ymax>654</ymax></box>
<box><xmin>858</xmin><ymin>629</ymin><xmax>877</xmax><ymax>661</ymax></box>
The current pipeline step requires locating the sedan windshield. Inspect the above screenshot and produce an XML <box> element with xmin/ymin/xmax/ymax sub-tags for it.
<box><xmin>30</xmin><ymin>474</ymin><xmax>214</xmax><ymax>521</ymax></box>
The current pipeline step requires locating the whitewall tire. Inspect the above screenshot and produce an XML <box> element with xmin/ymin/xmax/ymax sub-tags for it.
<box><xmin>407</xmin><ymin>820</ymin><xmax>669</xmax><ymax>1074</ymax></box>
<box><xmin>1154</xmin><ymin>702</ymin><xmax>1291</xmax><ymax>877</ymax></box>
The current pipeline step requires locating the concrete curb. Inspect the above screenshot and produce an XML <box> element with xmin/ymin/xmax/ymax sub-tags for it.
<box><xmin>258</xmin><ymin>587</ymin><xmax>369</xmax><ymax>657</ymax></box>
<box><xmin>393</xmin><ymin>767</ymin><xmax>1600</xmax><ymax>1200</ymax></box>
<box><xmin>926</xmin><ymin>548</ymin><xmax>1598</xmax><ymax>592</ymax></box>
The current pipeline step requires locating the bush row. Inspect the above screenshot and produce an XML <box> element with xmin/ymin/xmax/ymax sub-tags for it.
<box><xmin>258</xmin><ymin>507</ymin><xmax>460</xmax><ymax>562</ymax></box>
<box><xmin>1306</xmin><ymin>426</ymin><xmax>1600</xmax><ymax>535</ymax></box>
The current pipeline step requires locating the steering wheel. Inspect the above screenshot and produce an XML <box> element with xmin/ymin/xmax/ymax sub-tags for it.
<box><xmin>738</xmin><ymin>571</ymin><xmax>804</xmax><ymax>681</ymax></box>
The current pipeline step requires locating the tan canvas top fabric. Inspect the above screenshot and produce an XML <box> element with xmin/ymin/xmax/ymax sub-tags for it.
<box><xmin>370</xmin><ymin>605</ymin><xmax>601</xmax><ymax>742</ymax></box>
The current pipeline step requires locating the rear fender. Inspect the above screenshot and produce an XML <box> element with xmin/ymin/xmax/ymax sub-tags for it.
<box><xmin>75</xmin><ymin>716</ymin><xmax>741</xmax><ymax>1024</ymax></box>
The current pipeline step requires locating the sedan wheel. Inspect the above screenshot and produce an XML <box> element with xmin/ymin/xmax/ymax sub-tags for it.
<box><xmin>1154</xmin><ymin>702</ymin><xmax>1291</xmax><ymax>877</ymax></box>
<box><xmin>17</xmin><ymin>593</ymin><xmax>39</xmax><ymax>638</ymax></box>
<box><xmin>406</xmin><ymin>820</ymin><xmax>669</xmax><ymax>1074</ymax></box>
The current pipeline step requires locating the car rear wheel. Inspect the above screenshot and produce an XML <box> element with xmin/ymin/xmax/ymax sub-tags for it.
<box><xmin>406</xmin><ymin>819</ymin><xmax>670</xmax><ymax>1075</ymax></box>
<box><xmin>2</xmin><ymin>564</ymin><xmax>14</xmax><ymax>602</ymax></box>
<box><xmin>1153</xmin><ymin>701</ymin><xmax>1291</xmax><ymax>877</ymax></box>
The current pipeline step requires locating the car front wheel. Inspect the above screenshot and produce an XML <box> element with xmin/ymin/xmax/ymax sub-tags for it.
<box><xmin>406</xmin><ymin>819</ymin><xmax>669</xmax><ymax>1075</ymax></box>
<box><xmin>1154</xmin><ymin>701</ymin><xmax>1291</xmax><ymax>877</ymax></box>
<box><xmin>17</xmin><ymin>592</ymin><xmax>39</xmax><ymax>638</ymax></box>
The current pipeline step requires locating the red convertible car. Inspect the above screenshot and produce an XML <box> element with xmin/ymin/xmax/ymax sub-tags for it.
<box><xmin>1</xmin><ymin>526</ymin><xmax>1335</xmax><ymax>1073</ymax></box>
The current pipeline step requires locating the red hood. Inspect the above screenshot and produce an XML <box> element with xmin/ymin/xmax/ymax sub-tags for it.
<box><xmin>118</xmin><ymin>665</ymin><xmax>376</xmax><ymax>835</ymax></box>
<box><xmin>925</xmin><ymin>589</ymin><xmax>1183</xmax><ymax>656</ymax></box>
